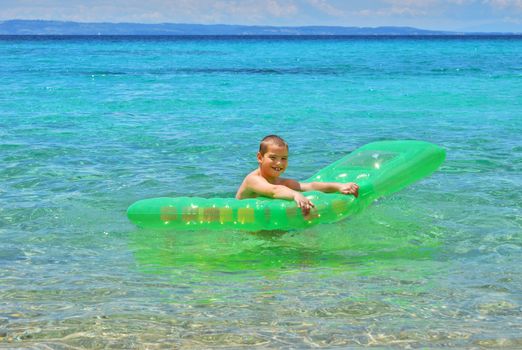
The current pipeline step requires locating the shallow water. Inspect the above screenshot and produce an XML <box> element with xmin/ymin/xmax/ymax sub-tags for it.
<box><xmin>1</xmin><ymin>36</ymin><xmax>521</xmax><ymax>348</ymax></box>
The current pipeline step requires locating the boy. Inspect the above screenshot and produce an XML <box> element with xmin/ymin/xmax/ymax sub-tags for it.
<box><xmin>236</xmin><ymin>135</ymin><xmax>359</xmax><ymax>215</ymax></box>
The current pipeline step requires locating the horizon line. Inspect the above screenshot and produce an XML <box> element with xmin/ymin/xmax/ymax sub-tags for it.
<box><xmin>1</xmin><ymin>19</ymin><xmax>521</xmax><ymax>35</ymax></box>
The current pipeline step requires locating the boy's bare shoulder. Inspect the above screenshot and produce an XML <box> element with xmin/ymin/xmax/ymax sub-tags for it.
<box><xmin>236</xmin><ymin>169</ymin><xmax>263</xmax><ymax>199</ymax></box>
<box><xmin>242</xmin><ymin>169</ymin><xmax>263</xmax><ymax>183</ymax></box>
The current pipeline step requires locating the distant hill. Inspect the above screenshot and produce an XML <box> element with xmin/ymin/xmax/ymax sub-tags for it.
<box><xmin>0</xmin><ymin>20</ymin><xmax>462</xmax><ymax>35</ymax></box>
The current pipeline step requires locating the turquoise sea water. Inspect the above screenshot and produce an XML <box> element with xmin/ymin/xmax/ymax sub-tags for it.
<box><xmin>1</xmin><ymin>35</ymin><xmax>521</xmax><ymax>348</ymax></box>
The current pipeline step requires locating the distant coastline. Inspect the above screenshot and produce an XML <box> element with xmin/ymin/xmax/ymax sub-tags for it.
<box><xmin>1</xmin><ymin>19</ymin><xmax>520</xmax><ymax>36</ymax></box>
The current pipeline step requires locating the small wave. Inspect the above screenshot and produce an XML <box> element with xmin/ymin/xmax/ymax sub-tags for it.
<box><xmin>172</xmin><ymin>50</ymin><xmax>229</xmax><ymax>56</ymax></box>
<box><xmin>171</xmin><ymin>67</ymin><xmax>342</xmax><ymax>76</ymax></box>
<box><xmin>430</xmin><ymin>67</ymin><xmax>483</xmax><ymax>74</ymax></box>
<box><xmin>208</xmin><ymin>99</ymin><xmax>233</xmax><ymax>106</ymax></box>
<box><xmin>87</xmin><ymin>71</ymin><xmax>126</xmax><ymax>76</ymax></box>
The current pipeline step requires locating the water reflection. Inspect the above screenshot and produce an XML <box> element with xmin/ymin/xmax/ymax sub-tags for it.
<box><xmin>128</xmin><ymin>204</ymin><xmax>443</xmax><ymax>278</ymax></box>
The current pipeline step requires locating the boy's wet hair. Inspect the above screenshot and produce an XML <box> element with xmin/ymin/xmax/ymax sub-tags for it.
<box><xmin>259</xmin><ymin>135</ymin><xmax>288</xmax><ymax>155</ymax></box>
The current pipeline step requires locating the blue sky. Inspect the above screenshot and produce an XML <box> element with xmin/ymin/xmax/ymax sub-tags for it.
<box><xmin>1</xmin><ymin>0</ymin><xmax>522</xmax><ymax>32</ymax></box>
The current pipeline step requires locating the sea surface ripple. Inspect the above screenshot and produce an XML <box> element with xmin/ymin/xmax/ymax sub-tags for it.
<box><xmin>0</xmin><ymin>36</ymin><xmax>521</xmax><ymax>348</ymax></box>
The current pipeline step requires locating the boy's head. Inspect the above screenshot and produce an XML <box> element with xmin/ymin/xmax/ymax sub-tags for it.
<box><xmin>257</xmin><ymin>135</ymin><xmax>289</xmax><ymax>180</ymax></box>
<box><xmin>259</xmin><ymin>135</ymin><xmax>288</xmax><ymax>155</ymax></box>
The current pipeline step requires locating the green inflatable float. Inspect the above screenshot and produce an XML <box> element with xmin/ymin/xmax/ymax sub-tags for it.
<box><xmin>127</xmin><ymin>140</ymin><xmax>445</xmax><ymax>231</ymax></box>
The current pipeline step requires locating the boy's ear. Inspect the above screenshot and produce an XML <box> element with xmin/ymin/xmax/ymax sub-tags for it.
<box><xmin>256</xmin><ymin>152</ymin><xmax>263</xmax><ymax>163</ymax></box>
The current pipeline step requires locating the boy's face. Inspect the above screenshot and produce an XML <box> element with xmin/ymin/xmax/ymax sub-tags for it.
<box><xmin>257</xmin><ymin>143</ymin><xmax>288</xmax><ymax>180</ymax></box>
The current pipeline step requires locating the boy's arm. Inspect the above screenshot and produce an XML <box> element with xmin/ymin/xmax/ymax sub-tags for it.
<box><xmin>246</xmin><ymin>176</ymin><xmax>314</xmax><ymax>214</ymax></box>
<box><xmin>299</xmin><ymin>181</ymin><xmax>359</xmax><ymax>197</ymax></box>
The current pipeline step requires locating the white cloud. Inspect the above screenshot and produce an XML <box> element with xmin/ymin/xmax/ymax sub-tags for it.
<box><xmin>484</xmin><ymin>0</ymin><xmax>522</xmax><ymax>10</ymax></box>
<box><xmin>265</xmin><ymin>0</ymin><xmax>299</xmax><ymax>17</ymax></box>
<box><xmin>0</xmin><ymin>0</ymin><xmax>300</xmax><ymax>24</ymax></box>
<box><xmin>382</xmin><ymin>0</ymin><xmax>437</xmax><ymax>6</ymax></box>
<box><xmin>351</xmin><ymin>0</ymin><xmax>437</xmax><ymax>18</ymax></box>
<box><xmin>200</xmin><ymin>0</ymin><xmax>299</xmax><ymax>24</ymax></box>
<box><xmin>354</xmin><ymin>7</ymin><xmax>424</xmax><ymax>17</ymax></box>
<box><xmin>307</xmin><ymin>0</ymin><xmax>344</xmax><ymax>16</ymax></box>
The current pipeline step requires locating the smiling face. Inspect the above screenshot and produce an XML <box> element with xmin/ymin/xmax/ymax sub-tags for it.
<box><xmin>257</xmin><ymin>143</ymin><xmax>289</xmax><ymax>183</ymax></box>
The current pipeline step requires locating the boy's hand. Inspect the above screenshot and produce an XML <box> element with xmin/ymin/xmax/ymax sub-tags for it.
<box><xmin>293</xmin><ymin>192</ymin><xmax>315</xmax><ymax>216</ymax></box>
<box><xmin>339</xmin><ymin>182</ymin><xmax>359</xmax><ymax>198</ymax></box>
